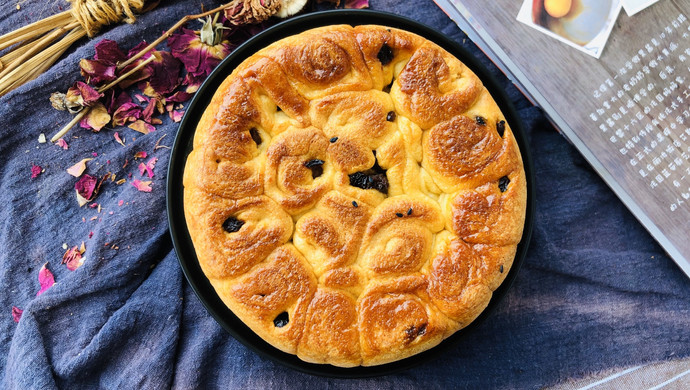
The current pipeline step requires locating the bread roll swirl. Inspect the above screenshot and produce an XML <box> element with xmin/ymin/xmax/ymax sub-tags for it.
<box><xmin>184</xmin><ymin>24</ymin><xmax>527</xmax><ymax>367</ymax></box>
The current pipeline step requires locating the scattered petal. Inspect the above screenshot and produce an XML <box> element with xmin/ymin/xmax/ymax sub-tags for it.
<box><xmin>168</xmin><ymin>25</ymin><xmax>233</xmax><ymax>79</ymax></box>
<box><xmin>12</xmin><ymin>306</ymin><xmax>23</xmax><ymax>323</ymax></box>
<box><xmin>56</xmin><ymin>138</ymin><xmax>69</xmax><ymax>150</ymax></box>
<box><xmin>79</xmin><ymin>102</ymin><xmax>111</xmax><ymax>132</ymax></box>
<box><xmin>105</xmin><ymin>91</ymin><xmax>133</xmax><ymax>114</ymax></box>
<box><xmin>134</xmin><ymin>94</ymin><xmax>149</xmax><ymax>104</ymax></box>
<box><xmin>75</xmin><ymin>174</ymin><xmax>98</xmax><ymax>206</ymax></box>
<box><xmin>134</xmin><ymin>151</ymin><xmax>147</xmax><ymax>159</ymax></box>
<box><xmin>66</xmin><ymin>158</ymin><xmax>93</xmax><ymax>177</ymax></box>
<box><xmin>38</xmin><ymin>133</ymin><xmax>46</xmax><ymax>143</ymax></box>
<box><xmin>69</xmin><ymin>81</ymin><xmax>102</xmax><ymax>106</ymax></box>
<box><xmin>94</xmin><ymin>39</ymin><xmax>127</xmax><ymax>65</ymax></box>
<box><xmin>118</xmin><ymin>200</ymin><xmax>124</xmax><ymax>206</ymax></box>
<box><xmin>137</xmin><ymin>156</ymin><xmax>158</xmax><ymax>178</ymax></box>
<box><xmin>128</xmin><ymin>120</ymin><xmax>155</xmax><ymax>134</ymax></box>
<box><xmin>141</xmin><ymin>51</ymin><xmax>181</xmax><ymax>96</ymax></box>
<box><xmin>141</xmin><ymin>98</ymin><xmax>158</xmax><ymax>123</ymax></box>
<box><xmin>79</xmin><ymin>58</ymin><xmax>117</xmax><ymax>86</ymax></box>
<box><xmin>132</xmin><ymin>179</ymin><xmax>153</xmax><ymax>192</ymax></box>
<box><xmin>114</xmin><ymin>132</ymin><xmax>125</xmax><ymax>146</ymax></box>
<box><xmin>112</xmin><ymin>102</ymin><xmax>142</xmax><ymax>126</ymax></box>
<box><xmin>37</xmin><ymin>263</ymin><xmax>55</xmax><ymax>296</ymax></box>
<box><xmin>169</xmin><ymin>110</ymin><xmax>184</xmax><ymax>122</ymax></box>
<box><xmin>62</xmin><ymin>245</ymin><xmax>85</xmax><ymax>271</ymax></box>
<box><xmin>31</xmin><ymin>165</ymin><xmax>42</xmax><ymax>179</ymax></box>
<box><xmin>145</xmin><ymin>157</ymin><xmax>158</xmax><ymax>178</ymax></box>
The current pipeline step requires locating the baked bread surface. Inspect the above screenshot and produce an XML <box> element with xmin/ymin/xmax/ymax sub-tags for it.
<box><xmin>183</xmin><ymin>24</ymin><xmax>526</xmax><ymax>367</ymax></box>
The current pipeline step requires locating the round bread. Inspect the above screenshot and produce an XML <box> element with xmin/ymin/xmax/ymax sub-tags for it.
<box><xmin>183</xmin><ymin>24</ymin><xmax>526</xmax><ymax>367</ymax></box>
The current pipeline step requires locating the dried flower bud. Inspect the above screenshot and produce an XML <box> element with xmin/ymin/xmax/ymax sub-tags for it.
<box><xmin>225</xmin><ymin>0</ymin><xmax>282</xmax><ymax>25</ymax></box>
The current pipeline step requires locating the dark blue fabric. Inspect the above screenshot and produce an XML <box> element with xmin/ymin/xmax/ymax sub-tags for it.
<box><xmin>1</xmin><ymin>1</ymin><xmax>688</xmax><ymax>389</ymax></box>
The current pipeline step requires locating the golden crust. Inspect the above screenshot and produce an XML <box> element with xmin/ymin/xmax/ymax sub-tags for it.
<box><xmin>183</xmin><ymin>24</ymin><xmax>527</xmax><ymax>367</ymax></box>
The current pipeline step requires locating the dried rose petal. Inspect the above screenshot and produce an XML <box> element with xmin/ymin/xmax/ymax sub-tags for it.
<box><xmin>114</xmin><ymin>133</ymin><xmax>125</xmax><ymax>147</ymax></box>
<box><xmin>128</xmin><ymin>120</ymin><xmax>155</xmax><ymax>134</ymax></box>
<box><xmin>180</xmin><ymin>73</ymin><xmax>206</xmax><ymax>95</ymax></box>
<box><xmin>134</xmin><ymin>151</ymin><xmax>148</xmax><ymax>159</ymax></box>
<box><xmin>94</xmin><ymin>39</ymin><xmax>127</xmax><ymax>65</ymax></box>
<box><xmin>345</xmin><ymin>0</ymin><xmax>368</xmax><ymax>8</ymax></box>
<box><xmin>31</xmin><ymin>165</ymin><xmax>42</xmax><ymax>179</ymax></box>
<box><xmin>112</xmin><ymin>102</ymin><xmax>142</xmax><ymax>126</ymax></box>
<box><xmin>106</xmin><ymin>91</ymin><xmax>133</xmax><ymax>114</ymax></box>
<box><xmin>12</xmin><ymin>306</ymin><xmax>23</xmax><ymax>323</ymax></box>
<box><xmin>72</xmin><ymin>82</ymin><xmax>101</xmax><ymax>105</ymax></box>
<box><xmin>134</xmin><ymin>94</ymin><xmax>149</xmax><ymax>104</ymax></box>
<box><xmin>170</xmin><ymin>110</ymin><xmax>184</xmax><ymax>122</ymax></box>
<box><xmin>66</xmin><ymin>158</ymin><xmax>92</xmax><ymax>177</ymax></box>
<box><xmin>127</xmin><ymin>41</ymin><xmax>153</xmax><ymax>60</ymax></box>
<box><xmin>79</xmin><ymin>58</ymin><xmax>117</xmax><ymax>86</ymax></box>
<box><xmin>168</xmin><ymin>24</ymin><xmax>233</xmax><ymax>78</ymax></box>
<box><xmin>56</xmin><ymin>138</ymin><xmax>69</xmax><ymax>150</ymax></box>
<box><xmin>62</xmin><ymin>245</ymin><xmax>85</xmax><ymax>271</ymax></box>
<box><xmin>132</xmin><ymin>179</ymin><xmax>153</xmax><ymax>192</ymax></box>
<box><xmin>141</xmin><ymin>98</ymin><xmax>158</xmax><ymax>123</ymax></box>
<box><xmin>137</xmin><ymin>157</ymin><xmax>158</xmax><ymax>178</ymax></box>
<box><xmin>79</xmin><ymin>102</ymin><xmax>111</xmax><ymax>132</ymax></box>
<box><xmin>75</xmin><ymin>174</ymin><xmax>98</xmax><ymax>206</ymax></box>
<box><xmin>140</xmin><ymin>51</ymin><xmax>181</xmax><ymax>97</ymax></box>
<box><xmin>37</xmin><ymin>263</ymin><xmax>55</xmax><ymax>297</ymax></box>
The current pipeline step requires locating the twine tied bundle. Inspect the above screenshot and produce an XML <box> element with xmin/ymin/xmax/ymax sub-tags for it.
<box><xmin>0</xmin><ymin>0</ymin><xmax>155</xmax><ymax>97</ymax></box>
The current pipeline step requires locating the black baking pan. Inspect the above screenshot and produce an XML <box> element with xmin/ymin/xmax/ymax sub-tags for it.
<box><xmin>167</xmin><ymin>9</ymin><xmax>535</xmax><ymax>378</ymax></box>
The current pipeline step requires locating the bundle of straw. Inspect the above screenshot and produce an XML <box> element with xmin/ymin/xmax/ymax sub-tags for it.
<box><xmin>0</xmin><ymin>0</ymin><xmax>156</xmax><ymax>97</ymax></box>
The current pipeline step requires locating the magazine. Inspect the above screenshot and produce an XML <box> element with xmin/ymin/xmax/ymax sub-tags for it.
<box><xmin>434</xmin><ymin>0</ymin><xmax>690</xmax><ymax>277</ymax></box>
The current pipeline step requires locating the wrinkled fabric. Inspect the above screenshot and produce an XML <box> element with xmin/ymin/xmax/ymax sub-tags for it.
<box><xmin>1</xmin><ymin>1</ymin><xmax>688</xmax><ymax>389</ymax></box>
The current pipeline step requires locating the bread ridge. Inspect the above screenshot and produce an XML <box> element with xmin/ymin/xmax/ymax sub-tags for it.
<box><xmin>183</xmin><ymin>24</ymin><xmax>526</xmax><ymax>367</ymax></box>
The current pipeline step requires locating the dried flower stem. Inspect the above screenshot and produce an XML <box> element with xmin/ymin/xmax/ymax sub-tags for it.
<box><xmin>117</xmin><ymin>2</ymin><xmax>240</xmax><ymax>71</ymax></box>
<box><xmin>98</xmin><ymin>55</ymin><xmax>155</xmax><ymax>92</ymax></box>
<box><xmin>50</xmin><ymin>55</ymin><xmax>155</xmax><ymax>142</ymax></box>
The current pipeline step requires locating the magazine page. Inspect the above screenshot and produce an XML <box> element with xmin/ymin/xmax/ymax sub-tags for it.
<box><xmin>435</xmin><ymin>0</ymin><xmax>690</xmax><ymax>275</ymax></box>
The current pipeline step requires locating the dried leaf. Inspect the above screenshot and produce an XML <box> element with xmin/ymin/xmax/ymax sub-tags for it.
<box><xmin>37</xmin><ymin>263</ymin><xmax>55</xmax><ymax>296</ymax></box>
<box><xmin>66</xmin><ymin>158</ymin><xmax>93</xmax><ymax>177</ymax></box>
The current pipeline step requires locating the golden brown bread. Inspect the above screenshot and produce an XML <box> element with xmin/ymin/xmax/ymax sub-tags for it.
<box><xmin>183</xmin><ymin>24</ymin><xmax>526</xmax><ymax>367</ymax></box>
